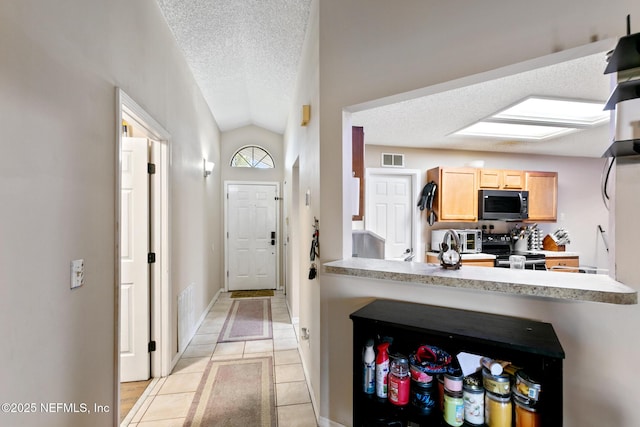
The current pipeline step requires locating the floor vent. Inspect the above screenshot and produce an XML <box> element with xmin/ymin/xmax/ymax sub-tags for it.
<box><xmin>178</xmin><ymin>284</ymin><xmax>194</xmax><ymax>353</ymax></box>
<box><xmin>381</xmin><ymin>152</ymin><xmax>405</xmax><ymax>167</ymax></box>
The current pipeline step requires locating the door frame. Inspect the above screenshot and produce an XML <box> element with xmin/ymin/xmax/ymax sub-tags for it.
<box><xmin>115</xmin><ymin>89</ymin><xmax>172</xmax><ymax>415</ymax></box>
<box><xmin>365</xmin><ymin>168</ymin><xmax>422</xmax><ymax>259</ymax></box>
<box><xmin>224</xmin><ymin>180</ymin><xmax>281</xmax><ymax>291</ymax></box>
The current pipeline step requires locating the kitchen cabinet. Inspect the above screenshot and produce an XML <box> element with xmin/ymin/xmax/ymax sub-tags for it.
<box><xmin>425</xmin><ymin>253</ymin><xmax>494</xmax><ymax>267</ymax></box>
<box><xmin>350</xmin><ymin>299</ymin><xmax>564</xmax><ymax>427</ymax></box>
<box><xmin>546</xmin><ymin>255</ymin><xmax>579</xmax><ymax>272</ymax></box>
<box><xmin>426</xmin><ymin>167</ymin><xmax>478</xmax><ymax>221</ymax></box>
<box><xmin>525</xmin><ymin>171</ymin><xmax>558</xmax><ymax>222</ymax></box>
<box><xmin>352</xmin><ymin>126</ymin><xmax>365</xmax><ymax>221</ymax></box>
<box><xmin>479</xmin><ymin>168</ymin><xmax>524</xmax><ymax>189</ymax></box>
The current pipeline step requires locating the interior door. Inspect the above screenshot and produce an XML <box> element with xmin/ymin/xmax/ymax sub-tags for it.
<box><xmin>120</xmin><ymin>136</ymin><xmax>150</xmax><ymax>382</ymax></box>
<box><xmin>227</xmin><ymin>183</ymin><xmax>277</xmax><ymax>290</ymax></box>
<box><xmin>367</xmin><ymin>174</ymin><xmax>413</xmax><ymax>259</ymax></box>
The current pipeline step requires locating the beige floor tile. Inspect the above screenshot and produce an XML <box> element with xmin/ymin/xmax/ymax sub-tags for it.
<box><xmin>276</xmin><ymin>381</ymin><xmax>311</xmax><ymax>406</ymax></box>
<box><xmin>274</xmin><ymin>328</ymin><xmax>297</xmax><ymax>340</ymax></box>
<box><xmin>189</xmin><ymin>333</ymin><xmax>218</xmax><ymax>345</ymax></box>
<box><xmin>196</xmin><ymin>323</ymin><xmax>223</xmax><ymax>334</ymax></box>
<box><xmin>140</xmin><ymin>393</ymin><xmax>194</xmax><ymax>422</ymax></box>
<box><xmin>171</xmin><ymin>357</ymin><xmax>210</xmax><ymax>375</ymax></box>
<box><xmin>135</xmin><ymin>418</ymin><xmax>186</xmax><ymax>427</ymax></box>
<box><xmin>244</xmin><ymin>339</ymin><xmax>274</xmax><ymax>354</ymax></box>
<box><xmin>148</xmin><ymin>378</ymin><xmax>166</xmax><ymax>396</ymax></box>
<box><xmin>275</xmin><ymin>350</ymin><xmax>301</xmax><ymax>365</ymax></box>
<box><xmin>243</xmin><ymin>351</ymin><xmax>273</xmax><ymax>360</ymax></box>
<box><xmin>182</xmin><ymin>343</ymin><xmax>216</xmax><ymax>358</ymax></box>
<box><xmin>277</xmin><ymin>403</ymin><xmax>317</xmax><ymax>427</ymax></box>
<box><xmin>274</xmin><ymin>338</ymin><xmax>298</xmax><ymax>351</ymax></box>
<box><xmin>157</xmin><ymin>372</ymin><xmax>203</xmax><ymax>394</ymax></box>
<box><xmin>130</xmin><ymin>395</ymin><xmax>154</xmax><ymax>424</ymax></box>
<box><xmin>212</xmin><ymin>341</ymin><xmax>245</xmax><ymax>356</ymax></box>
<box><xmin>275</xmin><ymin>364</ymin><xmax>305</xmax><ymax>383</ymax></box>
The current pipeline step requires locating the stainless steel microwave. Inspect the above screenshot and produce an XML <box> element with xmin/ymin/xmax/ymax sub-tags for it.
<box><xmin>478</xmin><ymin>190</ymin><xmax>529</xmax><ymax>221</ymax></box>
<box><xmin>431</xmin><ymin>229</ymin><xmax>482</xmax><ymax>253</ymax></box>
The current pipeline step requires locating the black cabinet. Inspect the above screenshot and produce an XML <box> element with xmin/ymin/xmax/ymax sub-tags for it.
<box><xmin>350</xmin><ymin>300</ymin><xmax>564</xmax><ymax>426</ymax></box>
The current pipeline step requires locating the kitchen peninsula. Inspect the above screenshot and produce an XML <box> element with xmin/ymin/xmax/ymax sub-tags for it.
<box><xmin>324</xmin><ymin>257</ymin><xmax>637</xmax><ymax>305</ymax></box>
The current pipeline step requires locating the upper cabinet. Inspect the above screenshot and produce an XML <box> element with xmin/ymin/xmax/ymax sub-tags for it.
<box><xmin>426</xmin><ymin>167</ymin><xmax>558</xmax><ymax>223</ymax></box>
<box><xmin>525</xmin><ymin>171</ymin><xmax>558</xmax><ymax>222</ymax></box>
<box><xmin>479</xmin><ymin>169</ymin><xmax>524</xmax><ymax>190</ymax></box>
<box><xmin>427</xmin><ymin>167</ymin><xmax>478</xmax><ymax>221</ymax></box>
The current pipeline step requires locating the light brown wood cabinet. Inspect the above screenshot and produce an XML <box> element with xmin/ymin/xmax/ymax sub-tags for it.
<box><xmin>426</xmin><ymin>167</ymin><xmax>478</xmax><ymax>222</ymax></box>
<box><xmin>479</xmin><ymin>169</ymin><xmax>524</xmax><ymax>190</ymax></box>
<box><xmin>425</xmin><ymin>253</ymin><xmax>495</xmax><ymax>267</ymax></box>
<box><xmin>525</xmin><ymin>171</ymin><xmax>558</xmax><ymax>222</ymax></box>
<box><xmin>352</xmin><ymin>126</ymin><xmax>364</xmax><ymax>221</ymax></box>
<box><xmin>546</xmin><ymin>256</ymin><xmax>579</xmax><ymax>272</ymax></box>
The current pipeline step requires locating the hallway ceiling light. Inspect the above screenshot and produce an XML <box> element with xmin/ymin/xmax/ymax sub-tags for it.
<box><xmin>452</xmin><ymin>96</ymin><xmax>608</xmax><ymax>141</ymax></box>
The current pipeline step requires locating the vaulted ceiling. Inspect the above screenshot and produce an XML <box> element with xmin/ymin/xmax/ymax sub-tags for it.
<box><xmin>156</xmin><ymin>0</ymin><xmax>312</xmax><ymax>134</ymax></box>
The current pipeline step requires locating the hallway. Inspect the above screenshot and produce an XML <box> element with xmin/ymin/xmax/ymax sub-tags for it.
<box><xmin>121</xmin><ymin>291</ymin><xmax>317</xmax><ymax>427</ymax></box>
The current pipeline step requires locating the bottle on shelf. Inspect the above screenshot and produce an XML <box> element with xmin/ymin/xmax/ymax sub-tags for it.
<box><xmin>363</xmin><ymin>339</ymin><xmax>375</xmax><ymax>394</ymax></box>
<box><xmin>375</xmin><ymin>341</ymin><xmax>390</xmax><ymax>398</ymax></box>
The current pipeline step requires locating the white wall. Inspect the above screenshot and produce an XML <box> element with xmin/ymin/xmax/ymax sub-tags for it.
<box><xmin>283</xmin><ymin>0</ymin><xmax>321</xmax><ymax>409</ymax></box>
<box><xmin>306</xmin><ymin>1</ymin><xmax>640</xmax><ymax>425</ymax></box>
<box><xmin>0</xmin><ymin>1</ymin><xmax>222</xmax><ymax>426</ymax></box>
<box><xmin>365</xmin><ymin>145</ymin><xmax>611</xmax><ymax>268</ymax></box>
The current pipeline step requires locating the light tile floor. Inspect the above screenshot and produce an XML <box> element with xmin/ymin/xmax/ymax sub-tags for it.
<box><xmin>123</xmin><ymin>291</ymin><xmax>317</xmax><ymax>427</ymax></box>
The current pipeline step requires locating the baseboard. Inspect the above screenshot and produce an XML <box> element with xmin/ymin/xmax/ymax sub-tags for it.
<box><xmin>318</xmin><ymin>417</ymin><xmax>346</xmax><ymax>427</ymax></box>
<box><xmin>170</xmin><ymin>288</ymin><xmax>222</xmax><ymax>370</ymax></box>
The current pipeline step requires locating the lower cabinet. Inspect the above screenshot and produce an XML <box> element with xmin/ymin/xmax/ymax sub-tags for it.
<box><xmin>425</xmin><ymin>253</ymin><xmax>494</xmax><ymax>267</ymax></box>
<box><xmin>350</xmin><ymin>300</ymin><xmax>564</xmax><ymax>427</ymax></box>
<box><xmin>546</xmin><ymin>256</ymin><xmax>579</xmax><ymax>272</ymax></box>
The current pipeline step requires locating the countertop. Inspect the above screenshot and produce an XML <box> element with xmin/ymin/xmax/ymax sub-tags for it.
<box><xmin>323</xmin><ymin>257</ymin><xmax>637</xmax><ymax>305</ymax></box>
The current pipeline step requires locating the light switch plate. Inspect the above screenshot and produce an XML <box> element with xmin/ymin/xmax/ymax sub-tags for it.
<box><xmin>71</xmin><ymin>259</ymin><xmax>84</xmax><ymax>289</ymax></box>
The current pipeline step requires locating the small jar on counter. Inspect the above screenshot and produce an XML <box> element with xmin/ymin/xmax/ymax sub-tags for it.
<box><xmin>443</xmin><ymin>391</ymin><xmax>464</xmax><ymax>427</ymax></box>
<box><xmin>485</xmin><ymin>391</ymin><xmax>512</xmax><ymax>427</ymax></box>
<box><xmin>462</xmin><ymin>375</ymin><xmax>484</xmax><ymax>426</ymax></box>
<box><xmin>514</xmin><ymin>394</ymin><xmax>541</xmax><ymax>427</ymax></box>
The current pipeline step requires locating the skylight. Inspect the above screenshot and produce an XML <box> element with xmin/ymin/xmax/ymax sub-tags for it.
<box><xmin>452</xmin><ymin>96</ymin><xmax>608</xmax><ymax>141</ymax></box>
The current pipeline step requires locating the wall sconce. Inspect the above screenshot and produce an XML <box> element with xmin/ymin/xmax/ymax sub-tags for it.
<box><xmin>203</xmin><ymin>159</ymin><xmax>215</xmax><ymax>177</ymax></box>
<box><xmin>301</xmin><ymin>104</ymin><xmax>311</xmax><ymax>126</ymax></box>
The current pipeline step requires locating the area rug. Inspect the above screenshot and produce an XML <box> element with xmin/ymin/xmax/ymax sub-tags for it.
<box><xmin>231</xmin><ymin>290</ymin><xmax>274</xmax><ymax>298</ymax></box>
<box><xmin>184</xmin><ymin>357</ymin><xmax>276</xmax><ymax>427</ymax></box>
<box><xmin>217</xmin><ymin>298</ymin><xmax>273</xmax><ymax>343</ymax></box>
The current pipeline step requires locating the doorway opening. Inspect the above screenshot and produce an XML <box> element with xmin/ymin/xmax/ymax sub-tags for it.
<box><xmin>116</xmin><ymin>89</ymin><xmax>171</xmax><ymax>423</ymax></box>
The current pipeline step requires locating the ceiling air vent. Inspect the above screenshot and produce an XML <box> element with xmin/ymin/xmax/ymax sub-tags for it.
<box><xmin>381</xmin><ymin>153</ymin><xmax>404</xmax><ymax>168</ymax></box>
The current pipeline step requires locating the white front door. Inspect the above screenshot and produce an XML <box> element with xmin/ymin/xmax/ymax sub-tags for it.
<box><xmin>367</xmin><ymin>173</ymin><xmax>414</xmax><ymax>259</ymax></box>
<box><xmin>227</xmin><ymin>183</ymin><xmax>278</xmax><ymax>290</ymax></box>
<box><xmin>120</xmin><ymin>136</ymin><xmax>150</xmax><ymax>382</ymax></box>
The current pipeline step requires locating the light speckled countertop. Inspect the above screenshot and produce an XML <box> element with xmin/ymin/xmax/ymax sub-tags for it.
<box><xmin>323</xmin><ymin>258</ymin><xmax>637</xmax><ymax>305</ymax></box>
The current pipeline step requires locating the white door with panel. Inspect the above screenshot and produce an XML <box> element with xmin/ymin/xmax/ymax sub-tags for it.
<box><xmin>227</xmin><ymin>183</ymin><xmax>278</xmax><ymax>290</ymax></box>
<box><xmin>120</xmin><ymin>136</ymin><xmax>150</xmax><ymax>382</ymax></box>
<box><xmin>367</xmin><ymin>174</ymin><xmax>414</xmax><ymax>260</ymax></box>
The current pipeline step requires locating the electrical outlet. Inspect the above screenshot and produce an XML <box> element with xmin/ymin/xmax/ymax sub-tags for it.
<box><xmin>71</xmin><ymin>259</ymin><xmax>84</xmax><ymax>289</ymax></box>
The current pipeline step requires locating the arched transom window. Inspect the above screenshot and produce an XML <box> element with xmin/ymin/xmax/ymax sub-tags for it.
<box><xmin>230</xmin><ymin>145</ymin><xmax>275</xmax><ymax>169</ymax></box>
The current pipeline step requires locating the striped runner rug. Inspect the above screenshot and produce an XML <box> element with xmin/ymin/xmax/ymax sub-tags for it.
<box><xmin>183</xmin><ymin>357</ymin><xmax>276</xmax><ymax>427</ymax></box>
<box><xmin>217</xmin><ymin>298</ymin><xmax>273</xmax><ymax>343</ymax></box>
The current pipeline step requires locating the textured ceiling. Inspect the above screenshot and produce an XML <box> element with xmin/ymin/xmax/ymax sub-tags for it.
<box><xmin>352</xmin><ymin>46</ymin><xmax>615</xmax><ymax>158</ymax></box>
<box><xmin>156</xmin><ymin>0</ymin><xmax>312</xmax><ymax>134</ymax></box>
<box><xmin>156</xmin><ymin>2</ymin><xmax>613</xmax><ymax>158</ymax></box>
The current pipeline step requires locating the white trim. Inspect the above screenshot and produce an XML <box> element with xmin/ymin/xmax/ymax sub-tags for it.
<box><xmin>318</xmin><ymin>417</ymin><xmax>346</xmax><ymax>427</ymax></box>
<box><xmin>115</xmin><ymin>89</ymin><xmax>172</xmax><ymax>427</ymax></box>
<box><xmin>364</xmin><ymin>168</ymin><xmax>422</xmax><ymax>259</ymax></box>
<box><xmin>224</xmin><ymin>180</ymin><xmax>281</xmax><ymax>291</ymax></box>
